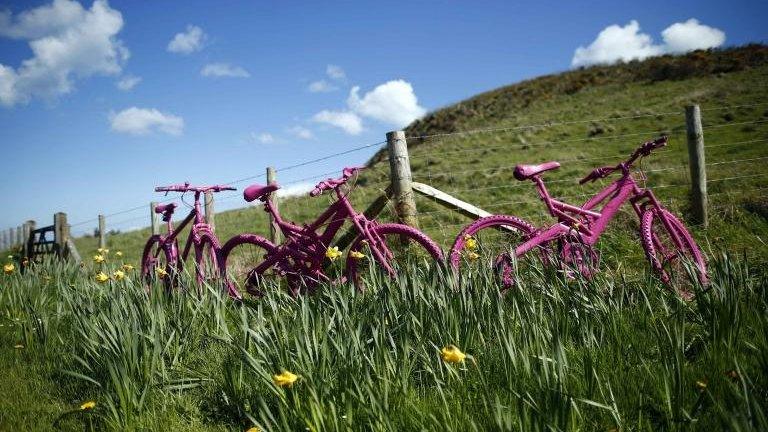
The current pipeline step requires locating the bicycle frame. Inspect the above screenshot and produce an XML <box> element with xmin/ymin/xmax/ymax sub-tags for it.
<box><xmin>160</xmin><ymin>192</ymin><xmax>209</xmax><ymax>267</ymax></box>
<box><xmin>513</xmin><ymin>169</ymin><xmax>662</xmax><ymax>257</ymax></box>
<box><xmin>252</xmin><ymin>186</ymin><xmax>396</xmax><ymax>280</ymax></box>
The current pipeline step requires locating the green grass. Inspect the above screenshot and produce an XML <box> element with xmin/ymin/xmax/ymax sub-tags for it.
<box><xmin>1</xmin><ymin>254</ymin><xmax>767</xmax><ymax>431</ymax></box>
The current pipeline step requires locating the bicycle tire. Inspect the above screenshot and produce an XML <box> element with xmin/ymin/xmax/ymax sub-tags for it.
<box><xmin>194</xmin><ymin>228</ymin><xmax>223</xmax><ymax>296</ymax></box>
<box><xmin>220</xmin><ymin>233</ymin><xmax>279</xmax><ymax>297</ymax></box>
<box><xmin>141</xmin><ymin>235</ymin><xmax>176</xmax><ymax>293</ymax></box>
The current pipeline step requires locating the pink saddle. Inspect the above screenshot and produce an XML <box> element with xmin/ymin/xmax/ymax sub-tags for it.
<box><xmin>244</xmin><ymin>182</ymin><xmax>280</xmax><ymax>202</ymax></box>
<box><xmin>513</xmin><ymin>161</ymin><xmax>561</xmax><ymax>181</ymax></box>
<box><xmin>154</xmin><ymin>203</ymin><xmax>177</xmax><ymax>214</ymax></box>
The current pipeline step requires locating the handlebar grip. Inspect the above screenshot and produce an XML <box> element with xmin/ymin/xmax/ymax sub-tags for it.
<box><xmin>578</xmin><ymin>174</ymin><xmax>594</xmax><ymax>185</ymax></box>
<box><xmin>309</xmin><ymin>188</ymin><xmax>322</xmax><ymax>197</ymax></box>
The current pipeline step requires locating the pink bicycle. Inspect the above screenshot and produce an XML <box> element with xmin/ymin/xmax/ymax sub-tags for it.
<box><xmin>141</xmin><ymin>183</ymin><xmax>236</xmax><ymax>294</ymax></box>
<box><xmin>449</xmin><ymin>137</ymin><xmax>707</xmax><ymax>298</ymax></box>
<box><xmin>220</xmin><ymin>167</ymin><xmax>444</xmax><ymax>297</ymax></box>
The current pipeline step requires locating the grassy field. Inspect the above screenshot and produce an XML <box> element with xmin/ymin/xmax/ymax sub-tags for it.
<box><xmin>1</xmin><ymin>46</ymin><xmax>768</xmax><ymax>430</ymax></box>
<box><xmin>1</xmin><ymin>254</ymin><xmax>767</xmax><ymax>431</ymax></box>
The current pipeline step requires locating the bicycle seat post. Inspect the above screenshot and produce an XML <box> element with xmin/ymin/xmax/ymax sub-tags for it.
<box><xmin>532</xmin><ymin>176</ymin><xmax>558</xmax><ymax>217</ymax></box>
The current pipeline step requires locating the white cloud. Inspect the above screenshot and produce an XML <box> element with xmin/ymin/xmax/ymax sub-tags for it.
<box><xmin>347</xmin><ymin>80</ymin><xmax>426</xmax><ymax>127</ymax></box>
<box><xmin>326</xmin><ymin>64</ymin><xmax>345</xmax><ymax>80</ymax></box>
<box><xmin>312</xmin><ymin>110</ymin><xmax>363</xmax><ymax>135</ymax></box>
<box><xmin>308</xmin><ymin>79</ymin><xmax>337</xmax><ymax>93</ymax></box>
<box><xmin>661</xmin><ymin>19</ymin><xmax>725</xmax><ymax>53</ymax></box>
<box><xmin>201</xmin><ymin>63</ymin><xmax>250</xmax><ymax>78</ymax></box>
<box><xmin>571</xmin><ymin>19</ymin><xmax>726</xmax><ymax>68</ymax></box>
<box><xmin>288</xmin><ymin>125</ymin><xmax>314</xmax><ymax>140</ymax></box>
<box><xmin>0</xmin><ymin>0</ymin><xmax>128</xmax><ymax>107</ymax></box>
<box><xmin>109</xmin><ymin>107</ymin><xmax>184</xmax><ymax>136</ymax></box>
<box><xmin>116</xmin><ymin>74</ymin><xmax>140</xmax><ymax>91</ymax></box>
<box><xmin>167</xmin><ymin>24</ymin><xmax>206</xmax><ymax>54</ymax></box>
<box><xmin>252</xmin><ymin>132</ymin><xmax>274</xmax><ymax>144</ymax></box>
<box><xmin>276</xmin><ymin>182</ymin><xmax>314</xmax><ymax>198</ymax></box>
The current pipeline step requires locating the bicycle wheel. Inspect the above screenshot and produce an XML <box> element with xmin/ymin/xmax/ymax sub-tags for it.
<box><xmin>141</xmin><ymin>235</ymin><xmax>176</xmax><ymax>292</ymax></box>
<box><xmin>345</xmin><ymin>223</ymin><xmax>444</xmax><ymax>291</ymax></box>
<box><xmin>449</xmin><ymin>215</ymin><xmax>541</xmax><ymax>291</ymax></box>
<box><xmin>194</xmin><ymin>228</ymin><xmax>222</xmax><ymax>296</ymax></box>
<box><xmin>220</xmin><ymin>234</ymin><xmax>279</xmax><ymax>297</ymax></box>
<box><xmin>640</xmin><ymin>207</ymin><xmax>707</xmax><ymax>298</ymax></box>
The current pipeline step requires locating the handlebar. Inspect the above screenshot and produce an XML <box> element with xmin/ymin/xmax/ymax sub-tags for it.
<box><xmin>155</xmin><ymin>183</ymin><xmax>237</xmax><ymax>193</ymax></box>
<box><xmin>579</xmin><ymin>136</ymin><xmax>667</xmax><ymax>184</ymax></box>
<box><xmin>310</xmin><ymin>166</ymin><xmax>364</xmax><ymax>197</ymax></box>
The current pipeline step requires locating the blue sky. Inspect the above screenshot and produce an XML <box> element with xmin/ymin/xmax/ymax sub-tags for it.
<box><xmin>0</xmin><ymin>0</ymin><xmax>766</xmax><ymax>235</ymax></box>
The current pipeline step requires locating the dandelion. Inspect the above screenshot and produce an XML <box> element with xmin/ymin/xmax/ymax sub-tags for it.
<box><xmin>115</xmin><ymin>251</ymin><xmax>123</xmax><ymax>257</ymax></box>
<box><xmin>3</xmin><ymin>263</ymin><xmax>15</xmax><ymax>274</ymax></box>
<box><xmin>349</xmin><ymin>250</ymin><xmax>365</xmax><ymax>260</ymax></box>
<box><xmin>80</xmin><ymin>401</ymin><xmax>96</xmax><ymax>410</ymax></box>
<box><xmin>155</xmin><ymin>267</ymin><xmax>168</xmax><ymax>277</ymax></box>
<box><xmin>467</xmin><ymin>251</ymin><xmax>480</xmax><ymax>261</ymax></box>
<box><xmin>14</xmin><ymin>344</ymin><xmax>24</xmax><ymax>349</ymax></box>
<box><xmin>121</xmin><ymin>264</ymin><xmax>135</xmax><ymax>271</ymax></box>
<box><xmin>440</xmin><ymin>345</ymin><xmax>466</xmax><ymax>364</ymax></box>
<box><xmin>95</xmin><ymin>272</ymin><xmax>110</xmax><ymax>283</ymax></box>
<box><xmin>273</xmin><ymin>370</ymin><xmax>299</xmax><ymax>388</ymax></box>
<box><xmin>113</xmin><ymin>270</ymin><xmax>125</xmax><ymax>281</ymax></box>
<box><xmin>463</xmin><ymin>235</ymin><xmax>478</xmax><ymax>251</ymax></box>
<box><xmin>325</xmin><ymin>246</ymin><xmax>342</xmax><ymax>261</ymax></box>
<box><xmin>92</xmin><ymin>255</ymin><xmax>105</xmax><ymax>264</ymax></box>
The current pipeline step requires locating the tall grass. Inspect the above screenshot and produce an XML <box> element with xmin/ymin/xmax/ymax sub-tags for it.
<box><xmin>0</xmin><ymin>254</ymin><xmax>766</xmax><ymax>431</ymax></box>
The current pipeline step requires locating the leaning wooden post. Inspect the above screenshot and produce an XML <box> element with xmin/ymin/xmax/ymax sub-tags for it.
<box><xmin>685</xmin><ymin>105</ymin><xmax>708</xmax><ymax>228</ymax></box>
<box><xmin>204</xmin><ymin>191</ymin><xmax>215</xmax><ymax>231</ymax></box>
<box><xmin>98</xmin><ymin>214</ymin><xmax>106</xmax><ymax>249</ymax></box>
<box><xmin>266</xmin><ymin>166</ymin><xmax>281</xmax><ymax>244</ymax></box>
<box><xmin>386</xmin><ymin>130</ymin><xmax>418</xmax><ymax>227</ymax></box>
<box><xmin>54</xmin><ymin>212</ymin><xmax>69</xmax><ymax>258</ymax></box>
<box><xmin>150</xmin><ymin>202</ymin><xmax>160</xmax><ymax>235</ymax></box>
<box><xmin>24</xmin><ymin>220</ymin><xmax>36</xmax><ymax>260</ymax></box>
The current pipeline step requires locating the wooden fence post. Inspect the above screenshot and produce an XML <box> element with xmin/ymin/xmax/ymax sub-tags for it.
<box><xmin>0</xmin><ymin>229</ymin><xmax>6</xmax><ymax>251</ymax></box>
<box><xmin>204</xmin><ymin>191</ymin><xmax>215</xmax><ymax>230</ymax></box>
<box><xmin>16</xmin><ymin>226</ymin><xmax>22</xmax><ymax>248</ymax></box>
<box><xmin>150</xmin><ymin>202</ymin><xmax>159</xmax><ymax>235</ymax></box>
<box><xmin>98</xmin><ymin>214</ymin><xmax>106</xmax><ymax>249</ymax></box>
<box><xmin>266</xmin><ymin>166</ymin><xmax>281</xmax><ymax>243</ymax></box>
<box><xmin>54</xmin><ymin>212</ymin><xmax>69</xmax><ymax>258</ymax></box>
<box><xmin>6</xmin><ymin>228</ymin><xmax>12</xmax><ymax>249</ymax></box>
<box><xmin>685</xmin><ymin>105</ymin><xmax>708</xmax><ymax>228</ymax></box>
<box><xmin>24</xmin><ymin>220</ymin><xmax>35</xmax><ymax>259</ymax></box>
<box><xmin>386</xmin><ymin>130</ymin><xmax>418</xmax><ymax>227</ymax></box>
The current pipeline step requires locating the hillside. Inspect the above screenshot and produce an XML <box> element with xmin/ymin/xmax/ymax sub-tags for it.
<box><xmin>68</xmin><ymin>45</ymin><xmax>768</xmax><ymax>270</ymax></box>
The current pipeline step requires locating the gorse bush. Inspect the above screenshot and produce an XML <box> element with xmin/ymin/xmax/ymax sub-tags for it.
<box><xmin>0</xmin><ymin>254</ymin><xmax>767</xmax><ymax>431</ymax></box>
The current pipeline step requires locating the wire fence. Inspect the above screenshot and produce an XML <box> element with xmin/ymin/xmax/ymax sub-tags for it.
<box><xmin>2</xmin><ymin>101</ymin><xmax>767</xmax><ymax>253</ymax></box>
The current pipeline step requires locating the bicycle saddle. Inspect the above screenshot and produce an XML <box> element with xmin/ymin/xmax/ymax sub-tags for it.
<box><xmin>244</xmin><ymin>182</ymin><xmax>280</xmax><ymax>202</ymax></box>
<box><xmin>154</xmin><ymin>203</ymin><xmax>177</xmax><ymax>214</ymax></box>
<box><xmin>513</xmin><ymin>161</ymin><xmax>561</xmax><ymax>181</ymax></box>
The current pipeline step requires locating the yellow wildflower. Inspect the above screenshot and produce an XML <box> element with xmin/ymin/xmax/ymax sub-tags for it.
<box><xmin>440</xmin><ymin>345</ymin><xmax>467</xmax><ymax>364</ymax></box>
<box><xmin>695</xmin><ymin>380</ymin><xmax>708</xmax><ymax>391</ymax></box>
<box><xmin>121</xmin><ymin>264</ymin><xmax>135</xmax><ymax>271</ymax></box>
<box><xmin>95</xmin><ymin>272</ymin><xmax>110</xmax><ymax>283</ymax></box>
<box><xmin>467</xmin><ymin>251</ymin><xmax>480</xmax><ymax>261</ymax></box>
<box><xmin>463</xmin><ymin>235</ymin><xmax>478</xmax><ymax>251</ymax></box>
<box><xmin>115</xmin><ymin>251</ymin><xmax>123</xmax><ymax>257</ymax></box>
<box><xmin>93</xmin><ymin>254</ymin><xmax>105</xmax><ymax>264</ymax></box>
<box><xmin>113</xmin><ymin>270</ymin><xmax>125</xmax><ymax>281</ymax></box>
<box><xmin>14</xmin><ymin>344</ymin><xmax>24</xmax><ymax>349</ymax></box>
<box><xmin>155</xmin><ymin>267</ymin><xmax>168</xmax><ymax>277</ymax></box>
<box><xmin>80</xmin><ymin>401</ymin><xmax>96</xmax><ymax>410</ymax></box>
<box><xmin>97</xmin><ymin>248</ymin><xmax>109</xmax><ymax>255</ymax></box>
<box><xmin>273</xmin><ymin>370</ymin><xmax>299</xmax><ymax>388</ymax></box>
<box><xmin>3</xmin><ymin>263</ymin><xmax>15</xmax><ymax>274</ymax></box>
<box><xmin>349</xmin><ymin>250</ymin><xmax>365</xmax><ymax>260</ymax></box>
<box><xmin>325</xmin><ymin>246</ymin><xmax>342</xmax><ymax>261</ymax></box>
<box><xmin>246</xmin><ymin>427</ymin><xmax>261</xmax><ymax>432</ymax></box>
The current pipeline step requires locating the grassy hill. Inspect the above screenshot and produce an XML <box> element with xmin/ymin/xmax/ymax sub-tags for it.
<box><xmin>66</xmin><ymin>44</ymin><xmax>768</xmax><ymax>272</ymax></box>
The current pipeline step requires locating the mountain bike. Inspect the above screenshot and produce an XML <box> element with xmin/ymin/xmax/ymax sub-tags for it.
<box><xmin>220</xmin><ymin>167</ymin><xmax>444</xmax><ymax>297</ymax></box>
<box><xmin>449</xmin><ymin>137</ymin><xmax>707</xmax><ymax>298</ymax></box>
<box><xmin>141</xmin><ymin>183</ymin><xmax>236</xmax><ymax>295</ymax></box>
